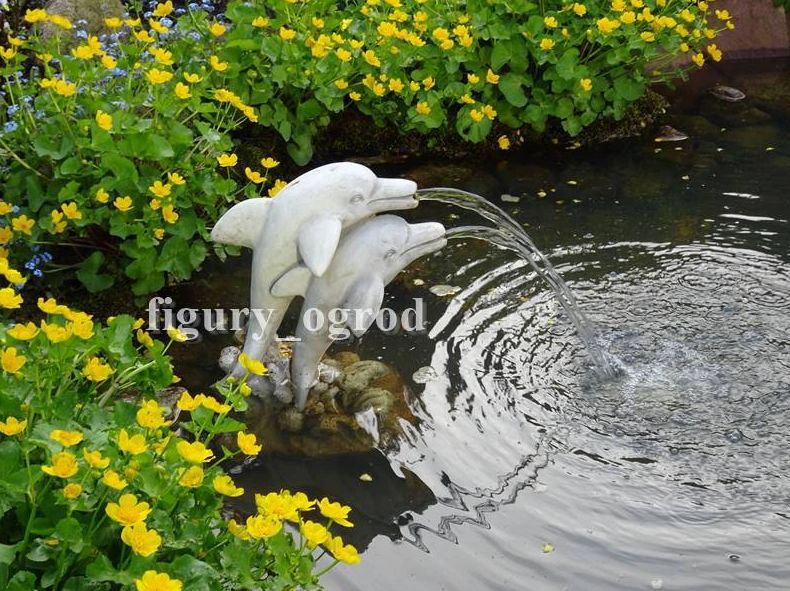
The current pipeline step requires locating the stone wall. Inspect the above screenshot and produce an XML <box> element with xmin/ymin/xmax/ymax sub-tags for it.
<box><xmin>715</xmin><ymin>0</ymin><xmax>789</xmax><ymax>59</ymax></box>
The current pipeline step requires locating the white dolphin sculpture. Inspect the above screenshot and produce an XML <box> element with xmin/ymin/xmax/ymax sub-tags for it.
<box><xmin>290</xmin><ymin>215</ymin><xmax>447</xmax><ymax>410</ymax></box>
<box><xmin>211</xmin><ymin>162</ymin><xmax>418</xmax><ymax>377</ymax></box>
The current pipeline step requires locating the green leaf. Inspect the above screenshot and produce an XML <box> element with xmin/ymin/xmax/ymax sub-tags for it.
<box><xmin>499</xmin><ymin>73</ymin><xmax>528</xmax><ymax>107</ymax></box>
<box><xmin>86</xmin><ymin>554</ymin><xmax>132</xmax><ymax>585</ymax></box>
<box><xmin>169</xmin><ymin>555</ymin><xmax>221</xmax><ymax>591</ymax></box>
<box><xmin>556</xmin><ymin>49</ymin><xmax>580</xmax><ymax>81</ymax></box>
<box><xmin>490</xmin><ymin>43</ymin><xmax>511</xmax><ymax>70</ymax></box>
<box><xmin>613</xmin><ymin>76</ymin><xmax>644</xmax><ymax>101</ymax></box>
<box><xmin>0</xmin><ymin>543</ymin><xmax>17</xmax><ymax>566</ymax></box>
<box><xmin>100</xmin><ymin>153</ymin><xmax>138</xmax><ymax>184</ymax></box>
<box><xmin>32</xmin><ymin>134</ymin><xmax>73</xmax><ymax>160</ymax></box>
<box><xmin>59</xmin><ymin>156</ymin><xmax>81</xmax><ymax>176</ymax></box>
<box><xmin>77</xmin><ymin>252</ymin><xmax>115</xmax><ymax>293</ymax></box>
<box><xmin>7</xmin><ymin>571</ymin><xmax>36</xmax><ymax>591</ymax></box>
<box><xmin>55</xmin><ymin>517</ymin><xmax>84</xmax><ymax>552</ymax></box>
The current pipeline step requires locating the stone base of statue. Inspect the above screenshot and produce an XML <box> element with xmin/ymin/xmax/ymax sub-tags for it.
<box><xmin>219</xmin><ymin>343</ymin><xmax>416</xmax><ymax>457</ymax></box>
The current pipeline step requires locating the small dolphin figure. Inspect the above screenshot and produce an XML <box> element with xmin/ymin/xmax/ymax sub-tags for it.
<box><xmin>211</xmin><ymin>163</ymin><xmax>418</xmax><ymax>378</ymax></box>
<box><xmin>290</xmin><ymin>215</ymin><xmax>447</xmax><ymax>410</ymax></box>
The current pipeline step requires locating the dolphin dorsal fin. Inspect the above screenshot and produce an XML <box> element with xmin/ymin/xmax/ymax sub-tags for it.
<box><xmin>210</xmin><ymin>198</ymin><xmax>271</xmax><ymax>249</ymax></box>
<box><xmin>270</xmin><ymin>265</ymin><xmax>312</xmax><ymax>297</ymax></box>
<box><xmin>343</xmin><ymin>275</ymin><xmax>385</xmax><ymax>337</ymax></box>
<box><xmin>298</xmin><ymin>216</ymin><xmax>342</xmax><ymax>277</ymax></box>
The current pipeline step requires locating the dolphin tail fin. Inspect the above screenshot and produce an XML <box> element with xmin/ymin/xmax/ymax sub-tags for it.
<box><xmin>342</xmin><ymin>275</ymin><xmax>385</xmax><ymax>337</ymax></box>
<box><xmin>210</xmin><ymin>198</ymin><xmax>271</xmax><ymax>249</ymax></box>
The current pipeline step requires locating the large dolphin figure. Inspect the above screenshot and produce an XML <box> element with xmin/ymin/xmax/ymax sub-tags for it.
<box><xmin>211</xmin><ymin>162</ymin><xmax>418</xmax><ymax>377</ymax></box>
<box><xmin>290</xmin><ymin>215</ymin><xmax>447</xmax><ymax>410</ymax></box>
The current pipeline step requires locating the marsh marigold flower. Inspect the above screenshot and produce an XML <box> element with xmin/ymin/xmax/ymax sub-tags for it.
<box><xmin>213</xmin><ymin>475</ymin><xmax>244</xmax><ymax>497</ymax></box>
<box><xmin>63</xmin><ymin>483</ymin><xmax>82</xmax><ymax>499</ymax></box>
<box><xmin>135</xmin><ymin>571</ymin><xmax>182</xmax><ymax>591</ymax></box>
<box><xmin>118</xmin><ymin>429</ymin><xmax>148</xmax><ymax>455</ymax></box>
<box><xmin>136</xmin><ymin>400</ymin><xmax>169</xmax><ymax>430</ymax></box>
<box><xmin>238</xmin><ymin>352</ymin><xmax>267</xmax><ymax>376</ymax></box>
<box><xmin>122</xmin><ymin>522</ymin><xmax>162</xmax><ymax>556</ymax></box>
<box><xmin>176</xmin><ymin>440</ymin><xmax>214</xmax><ymax>464</ymax></box>
<box><xmin>246</xmin><ymin>514</ymin><xmax>282</xmax><ymax>539</ymax></box>
<box><xmin>415</xmin><ymin>101</ymin><xmax>431</xmax><ymax>115</ymax></box>
<box><xmin>245</xmin><ymin>168</ymin><xmax>265</xmax><ymax>184</ymax></box>
<box><xmin>106</xmin><ymin>493</ymin><xmax>151</xmax><ymax>526</ymax></box>
<box><xmin>301</xmin><ymin>520</ymin><xmax>330</xmax><ymax>548</ymax></box>
<box><xmin>166</xmin><ymin>326</ymin><xmax>188</xmax><ymax>342</ymax></box>
<box><xmin>0</xmin><ymin>416</ymin><xmax>27</xmax><ymax>436</ymax></box>
<box><xmin>42</xmin><ymin>451</ymin><xmax>79</xmax><ymax>479</ymax></box>
<box><xmin>1</xmin><ymin>347</ymin><xmax>26</xmax><ymax>374</ymax></box>
<box><xmin>217</xmin><ymin>153</ymin><xmax>237</xmax><ymax>167</ymax></box>
<box><xmin>178</xmin><ymin>466</ymin><xmax>204</xmax><ymax>488</ymax></box>
<box><xmin>497</xmin><ymin>135</ymin><xmax>511</xmax><ymax>150</ymax></box>
<box><xmin>102</xmin><ymin>469</ymin><xmax>128</xmax><ymax>490</ymax></box>
<box><xmin>269</xmin><ymin>179</ymin><xmax>288</xmax><ymax>197</ymax></box>
<box><xmin>237</xmin><ymin>431</ymin><xmax>262</xmax><ymax>456</ymax></box>
<box><xmin>114</xmin><ymin>196</ymin><xmax>133</xmax><ymax>212</ymax></box>
<box><xmin>177</xmin><ymin>391</ymin><xmax>206</xmax><ymax>411</ymax></box>
<box><xmin>210</xmin><ymin>55</ymin><xmax>228</xmax><ymax>71</ymax></box>
<box><xmin>318</xmin><ymin>497</ymin><xmax>353</xmax><ymax>527</ymax></box>
<box><xmin>260</xmin><ymin>157</ymin><xmax>279</xmax><ymax>169</ymax></box>
<box><xmin>82</xmin><ymin>357</ymin><xmax>113</xmax><ymax>382</ymax></box>
<box><xmin>580</xmin><ymin>78</ymin><xmax>593</xmax><ymax>92</ymax></box>
<box><xmin>0</xmin><ymin>288</ymin><xmax>23</xmax><ymax>309</ymax></box>
<box><xmin>83</xmin><ymin>449</ymin><xmax>110</xmax><ymax>469</ymax></box>
<box><xmin>50</xmin><ymin>430</ymin><xmax>83</xmax><ymax>447</ymax></box>
<box><xmin>326</xmin><ymin>536</ymin><xmax>361</xmax><ymax>564</ymax></box>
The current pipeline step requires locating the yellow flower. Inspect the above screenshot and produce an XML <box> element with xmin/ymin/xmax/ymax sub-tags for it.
<box><xmin>597</xmin><ymin>17</ymin><xmax>620</xmax><ymax>34</ymax></box>
<box><xmin>620</xmin><ymin>11</ymin><xmax>636</xmax><ymax>24</ymax></box>
<box><xmin>178</xmin><ymin>466</ymin><xmax>204</xmax><ymax>488</ymax></box>
<box><xmin>246</xmin><ymin>514</ymin><xmax>282</xmax><ymax>539</ymax></box>
<box><xmin>422</xmin><ymin>76</ymin><xmax>435</xmax><ymax>90</ymax></box>
<box><xmin>325</xmin><ymin>536</ymin><xmax>361</xmax><ymax>564</ymax></box>
<box><xmin>136</xmin><ymin>329</ymin><xmax>154</xmax><ymax>348</ymax></box>
<box><xmin>486</xmin><ymin>69</ymin><xmax>499</xmax><ymax>84</ymax></box>
<box><xmin>680</xmin><ymin>8</ymin><xmax>695</xmax><ymax>23</ymax></box>
<box><xmin>497</xmin><ymin>135</ymin><xmax>511</xmax><ymax>150</ymax></box>
<box><xmin>184</xmin><ymin>72</ymin><xmax>202</xmax><ymax>83</ymax></box>
<box><xmin>146</xmin><ymin>68</ymin><xmax>173</xmax><ymax>85</ymax></box>
<box><xmin>50</xmin><ymin>430</ymin><xmax>83</xmax><ymax>447</ymax></box>
<box><xmin>135</xmin><ymin>571</ymin><xmax>182</xmax><ymax>591</ymax></box>
<box><xmin>544</xmin><ymin>16</ymin><xmax>558</xmax><ymax>28</ymax></box>
<box><xmin>572</xmin><ymin>3</ymin><xmax>587</xmax><ymax>16</ymax></box>
<box><xmin>239</xmin><ymin>382</ymin><xmax>252</xmax><ymax>397</ymax></box>
<box><xmin>153</xmin><ymin>1</ymin><xmax>174</xmax><ymax>17</ymax></box>
<box><xmin>0</xmin><ymin>416</ymin><xmax>27</xmax><ymax>436</ymax></box>
<box><xmin>37</xmin><ymin>297</ymin><xmax>62</xmax><ymax>314</ymax></box>
<box><xmin>300</xmin><ymin>520</ymin><xmax>330</xmax><ymax>548</ymax></box>
<box><xmin>3</xmin><ymin>267</ymin><xmax>25</xmax><ymax>284</ymax></box>
<box><xmin>164</xmin><ymin>327</ymin><xmax>186</xmax><ymax>343</ymax></box>
<box><xmin>228</xmin><ymin>519</ymin><xmax>250</xmax><ymax>540</ymax></box>
<box><xmin>237</xmin><ymin>431</ymin><xmax>262</xmax><ymax>456</ymax></box>
<box><xmin>692</xmin><ymin>52</ymin><xmax>705</xmax><ymax>67</ymax></box>
<box><xmin>7</xmin><ymin>322</ymin><xmax>39</xmax><ymax>341</ymax></box>
<box><xmin>150</xmin><ymin>47</ymin><xmax>174</xmax><ymax>66</ymax></box>
<box><xmin>200</xmin><ymin>396</ymin><xmax>231</xmax><ymax>414</ymax></box>
<box><xmin>279</xmin><ymin>26</ymin><xmax>296</xmax><ymax>41</ymax></box>
<box><xmin>83</xmin><ymin>449</ymin><xmax>110</xmax><ymax>469</ymax></box>
<box><xmin>640</xmin><ymin>31</ymin><xmax>655</xmax><ymax>42</ymax></box>
<box><xmin>174</xmin><ymin>82</ymin><xmax>191</xmax><ymax>99</ymax></box>
<box><xmin>114</xmin><ymin>196</ymin><xmax>133</xmax><ymax>212</ymax></box>
<box><xmin>41</xmin><ymin>321</ymin><xmax>72</xmax><ymax>343</ymax></box>
<box><xmin>415</xmin><ymin>101</ymin><xmax>431</xmax><ymax>116</ymax></box>
<box><xmin>217</xmin><ymin>153</ymin><xmax>238</xmax><ymax>167</ymax></box>
<box><xmin>162</xmin><ymin>205</ymin><xmax>179</xmax><ymax>225</ymax></box>
<box><xmin>122</xmin><ymin>524</ymin><xmax>162</xmax><ymax>557</ymax></box>
<box><xmin>118</xmin><ymin>429</ymin><xmax>148</xmax><ymax>455</ymax></box>
<box><xmin>48</xmin><ymin>14</ymin><xmax>73</xmax><ymax>29</ymax></box>
<box><xmin>349</xmin><ymin>91</ymin><xmax>361</xmax><ymax>101</ymax></box>
<box><xmin>147</xmin><ymin>181</ymin><xmax>171</xmax><ymax>199</ymax></box>
<box><xmin>102</xmin><ymin>469</ymin><xmax>128</xmax><ymax>490</ymax></box>
<box><xmin>336</xmin><ymin>48</ymin><xmax>352</xmax><ymax>62</ymax></box>
<box><xmin>255</xmin><ymin>491</ymin><xmax>299</xmax><ymax>521</ymax></box>
<box><xmin>136</xmin><ymin>400</ymin><xmax>169</xmax><ymax>430</ymax></box>
<box><xmin>318</xmin><ymin>497</ymin><xmax>354</xmax><ymax>527</ymax></box>
<box><xmin>245</xmin><ymin>168</ymin><xmax>265</xmax><ymax>184</ymax></box>
<box><xmin>61</xmin><ymin>202</ymin><xmax>82</xmax><ymax>220</ymax></box>
<box><xmin>177</xmin><ymin>391</ymin><xmax>206</xmax><ymax>411</ymax></box>
<box><xmin>260</xmin><ymin>157</ymin><xmax>279</xmax><ymax>169</ymax></box>
<box><xmin>716</xmin><ymin>9</ymin><xmax>731</xmax><ymax>21</ymax></box>
<box><xmin>470</xmin><ymin>109</ymin><xmax>484</xmax><ymax>123</ymax></box>
<box><xmin>1</xmin><ymin>347</ymin><xmax>26</xmax><ymax>374</ymax></box>
<box><xmin>363</xmin><ymin>50</ymin><xmax>380</xmax><ymax>67</ymax></box>
<box><xmin>135</xmin><ymin>30</ymin><xmax>155</xmax><ymax>43</ymax></box>
<box><xmin>238</xmin><ymin>352</ymin><xmax>267</xmax><ymax>376</ymax></box>
<box><xmin>106</xmin><ymin>493</ymin><xmax>151</xmax><ymax>526</ymax></box>
<box><xmin>176</xmin><ymin>440</ymin><xmax>214</xmax><ymax>464</ymax></box>
<box><xmin>149</xmin><ymin>19</ymin><xmax>169</xmax><ymax>34</ymax></box>
<box><xmin>540</xmin><ymin>38</ymin><xmax>555</xmax><ymax>51</ymax></box>
<box><xmin>71</xmin><ymin>45</ymin><xmax>94</xmax><ymax>60</ymax></box>
<box><xmin>82</xmin><ymin>357</ymin><xmax>113</xmax><ymax>382</ymax></box>
<box><xmin>213</xmin><ymin>475</ymin><xmax>244</xmax><ymax>497</ymax></box>
<box><xmin>42</xmin><ymin>451</ymin><xmax>79</xmax><ymax>479</ymax></box>
<box><xmin>104</xmin><ymin>17</ymin><xmax>123</xmax><ymax>28</ymax></box>
<box><xmin>580</xmin><ymin>78</ymin><xmax>593</xmax><ymax>92</ymax></box>
<box><xmin>209</xmin><ymin>22</ymin><xmax>226</xmax><ymax>37</ymax></box>
<box><xmin>94</xmin><ymin>187</ymin><xmax>110</xmax><ymax>204</ymax></box>
<box><xmin>0</xmin><ymin>288</ymin><xmax>23</xmax><ymax>309</ymax></box>
<box><xmin>707</xmin><ymin>44</ymin><xmax>723</xmax><ymax>62</ymax></box>
<box><xmin>63</xmin><ymin>483</ymin><xmax>82</xmax><ymax>500</ymax></box>
<box><xmin>252</xmin><ymin>16</ymin><xmax>268</xmax><ymax>28</ymax></box>
<box><xmin>12</xmin><ymin>215</ymin><xmax>35</xmax><ymax>235</ymax></box>
<box><xmin>154</xmin><ymin>228</ymin><xmax>165</xmax><ymax>240</ymax></box>
<box><xmin>24</xmin><ymin>8</ymin><xmax>48</xmax><ymax>23</ymax></box>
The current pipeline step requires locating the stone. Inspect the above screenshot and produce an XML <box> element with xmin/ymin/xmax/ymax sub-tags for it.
<box><xmin>42</xmin><ymin>0</ymin><xmax>125</xmax><ymax>39</ymax></box>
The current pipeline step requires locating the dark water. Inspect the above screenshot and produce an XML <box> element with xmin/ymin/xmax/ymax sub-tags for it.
<box><xmin>167</xmin><ymin>59</ymin><xmax>790</xmax><ymax>590</ymax></box>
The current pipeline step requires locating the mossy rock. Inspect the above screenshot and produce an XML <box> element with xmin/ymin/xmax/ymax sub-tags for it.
<box><xmin>41</xmin><ymin>0</ymin><xmax>125</xmax><ymax>39</ymax></box>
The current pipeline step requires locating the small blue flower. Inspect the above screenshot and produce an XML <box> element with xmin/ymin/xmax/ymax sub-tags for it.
<box><xmin>76</xmin><ymin>29</ymin><xmax>88</xmax><ymax>39</ymax></box>
<box><xmin>34</xmin><ymin>269</ymin><xmax>43</xmax><ymax>278</ymax></box>
<box><xmin>7</xmin><ymin>104</ymin><xmax>19</xmax><ymax>116</ymax></box>
<box><xmin>3</xmin><ymin>121</ymin><xmax>18</xmax><ymax>133</ymax></box>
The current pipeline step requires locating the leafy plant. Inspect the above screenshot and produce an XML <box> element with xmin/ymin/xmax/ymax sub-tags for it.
<box><xmin>0</xmin><ymin>258</ymin><xmax>360</xmax><ymax>590</ymax></box>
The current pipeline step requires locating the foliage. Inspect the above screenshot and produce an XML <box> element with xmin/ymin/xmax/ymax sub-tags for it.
<box><xmin>0</xmin><ymin>261</ymin><xmax>359</xmax><ymax>590</ymax></box>
<box><xmin>0</xmin><ymin>0</ymin><xmax>733</xmax><ymax>295</ymax></box>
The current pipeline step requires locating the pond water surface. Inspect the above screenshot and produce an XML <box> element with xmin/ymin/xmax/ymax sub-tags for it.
<box><xmin>169</xmin><ymin>59</ymin><xmax>790</xmax><ymax>590</ymax></box>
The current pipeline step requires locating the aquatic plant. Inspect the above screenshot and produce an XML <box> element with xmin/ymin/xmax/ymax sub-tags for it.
<box><xmin>0</xmin><ymin>1</ymin><xmax>731</xmax><ymax>295</ymax></box>
<box><xmin>0</xmin><ymin>260</ymin><xmax>359</xmax><ymax>589</ymax></box>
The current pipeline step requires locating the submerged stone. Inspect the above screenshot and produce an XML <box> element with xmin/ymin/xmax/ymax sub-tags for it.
<box><xmin>710</xmin><ymin>85</ymin><xmax>746</xmax><ymax>103</ymax></box>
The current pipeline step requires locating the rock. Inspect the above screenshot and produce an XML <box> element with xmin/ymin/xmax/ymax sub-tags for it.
<box><xmin>429</xmin><ymin>284</ymin><xmax>461</xmax><ymax>297</ymax></box>
<box><xmin>710</xmin><ymin>85</ymin><xmax>746</xmax><ymax>103</ymax></box>
<box><xmin>333</xmin><ymin>351</ymin><xmax>361</xmax><ymax>368</ymax></box>
<box><xmin>654</xmin><ymin>125</ymin><xmax>688</xmax><ymax>143</ymax></box>
<box><xmin>218</xmin><ymin>346</ymin><xmax>240</xmax><ymax>374</ymax></box>
<box><xmin>41</xmin><ymin>0</ymin><xmax>125</xmax><ymax>39</ymax></box>
<box><xmin>340</xmin><ymin>360</ymin><xmax>391</xmax><ymax>396</ymax></box>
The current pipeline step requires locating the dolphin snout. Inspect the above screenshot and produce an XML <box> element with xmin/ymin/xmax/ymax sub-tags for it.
<box><xmin>368</xmin><ymin>178</ymin><xmax>418</xmax><ymax>212</ymax></box>
<box><xmin>403</xmin><ymin>221</ymin><xmax>446</xmax><ymax>260</ymax></box>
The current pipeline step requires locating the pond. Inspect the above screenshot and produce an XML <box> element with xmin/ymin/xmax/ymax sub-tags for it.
<box><xmin>165</xmin><ymin>58</ymin><xmax>790</xmax><ymax>590</ymax></box>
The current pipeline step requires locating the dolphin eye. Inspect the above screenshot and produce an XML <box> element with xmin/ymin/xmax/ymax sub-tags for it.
<box><xmin>384</xmin><ymin>248</ymin><xmax>397</xmax><ymax>259</ymax></box>
<box><xmin>350</xmin><ymin>194</ymin><xmax>364</xmax><ymax>204</ymax></box>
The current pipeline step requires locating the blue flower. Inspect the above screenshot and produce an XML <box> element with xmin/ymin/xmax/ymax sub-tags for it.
<box><xmin>3</xmin><ymin>121</ymin><xmax>18</xmax><ymax>133</ymax></box>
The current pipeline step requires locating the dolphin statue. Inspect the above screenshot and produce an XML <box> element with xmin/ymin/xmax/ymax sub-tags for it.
<box><xmin>211</xmin><ymin>162</ymin><xmax>418</xmax><ymax>378</ymax></box>
<box><xmin>290</xmin><ymin>215</ymin><xmax>447</xmax><ymax>410</ymax></box>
